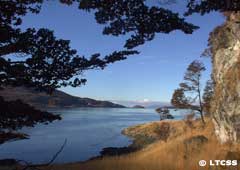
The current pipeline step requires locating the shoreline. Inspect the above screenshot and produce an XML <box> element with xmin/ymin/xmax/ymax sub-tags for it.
<box><xmin>83</xmin><ymin>121</ymin><xmax>162</xmax><ymax>161</ymax></box>
<box><xmin>41</xmin><ymin>117</ymin><xmax>230</xmax><ymax>170</ymax></box>
<box><xmin>0</xmin><ymin>120</ymin><xmax>160</xmax><ymax>167</ymax></box>
<box><xmin>4</xmin><ymin>117</ymin><xmax>240</xmax><ymax>170</ymax></box>
<box><xmin>78</xmin><ymin>119</ymin><xmax>179</xmax><ymax>163</ymax></box>
<box><xmin>2</xmin><ymin>117</ymin><xmax>229</xmax><ymax>170</ymax></box>
<box><xmin>0</xmin><ymin>119</ymin><xmax>169</xmax><ymax>167</ymax></box>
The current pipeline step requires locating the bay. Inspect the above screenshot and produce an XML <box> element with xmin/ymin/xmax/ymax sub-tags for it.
<box><xmin>0</xmin><ymin>108</ymin><xmax>188</xmax><ymax>164</ymax></box>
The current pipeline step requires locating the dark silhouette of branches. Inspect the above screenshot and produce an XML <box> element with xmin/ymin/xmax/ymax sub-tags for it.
<box><xmin>0</xmin><ymin>0</ymin><xmax>199</xmax><ymax>136</ymax></box>
<box><xmin>0</xmin><ymin>0</ymin><xmax>139</xmax><ymax>134</ymax></box>
<box><xmin>0</xmin><ymin>1</ymin><xmax>139</xmax><ymax>94</ymax></box>
<box><xmin>1</xmin><ymin>0</ymin><xmax>240</xmax><ymax>151</ymax></box>
<box><xmin>1</xmin><ymin>0</ymin><xmax>240</xmax><ymax>95</ymax></box>
<box><xmin>0</xmin><ymin>27</ymin><xmax>138</xmax><ymax>93</ymax></box>
<box><xmin>79</xmin><ymin>0</ymin><xmax>198</xmax><ymax>49</ymax></box>
<box><xmin>0</xmin><ymin>96</ymin><xmax>61</xmax><ymax>132</ymax></box>
<box><xmin>18</xmin><ymin>139</ymin><xmax>67</xmax><ymax>170</ymax></box>
<box><xmin>185</xmin><ymin>0</ymin><xmax>240</xmax><ymax>16</ymax></box>
<box><xmin>46</xmin><ymin>139</ymin><xmax>67</xmax><ymax>166</ymax></box>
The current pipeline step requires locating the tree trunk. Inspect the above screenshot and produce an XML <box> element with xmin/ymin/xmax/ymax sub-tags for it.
<box><xmin>197</xmin><ymin>81</ymin><xmax>205</xmax><ymax>124</ymax></box>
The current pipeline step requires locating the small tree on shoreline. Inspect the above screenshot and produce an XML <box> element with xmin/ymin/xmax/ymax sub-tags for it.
<box><xmin>171</xmin><ymin>60</ymin><xmax>206</xmax><ymax>124</ymax></box>
<box><xmin>156</xmin><ymin>107</ymin><xmax>174</xmax><ymax>120</ymax></box>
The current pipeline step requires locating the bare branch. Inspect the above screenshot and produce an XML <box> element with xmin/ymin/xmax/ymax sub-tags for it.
<box><xmin>18</xmin><ymin>139</ymin><xmax>67</xmax><ymax>170</ymax></box>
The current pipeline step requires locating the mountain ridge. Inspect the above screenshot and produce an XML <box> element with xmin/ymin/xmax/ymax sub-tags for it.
<box><xmin>0</xmin><ymin>86</ymin><xmax>125</xmax><ymax>109</ymax></box>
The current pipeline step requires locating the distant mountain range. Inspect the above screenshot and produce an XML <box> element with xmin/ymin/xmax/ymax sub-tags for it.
<box><xmin>111</xmin><ymin>100</ymin><xmax>171</xmax><ymax>108</ymax></box>
<box><xmin>1</xmin><ymin>87</ymin><xmax>125</xmax><ymax>109</ymax></box>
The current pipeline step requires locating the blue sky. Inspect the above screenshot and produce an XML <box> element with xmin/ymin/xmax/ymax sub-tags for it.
<box><xmin>21</xmin><ymin>1</ymin><xmax>225</xmax><ymax>104</ymax></box>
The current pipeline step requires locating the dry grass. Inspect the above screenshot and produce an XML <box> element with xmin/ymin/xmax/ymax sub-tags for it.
<box><xmin>44</xmin><ymin>118</ymin><xmax>240</xmax><ymax>170</ymax></box>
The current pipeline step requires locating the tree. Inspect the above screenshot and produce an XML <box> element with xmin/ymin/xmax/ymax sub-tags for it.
<box><xmin>0</xmin><ymin>0</ymin><xmax>200</xmax><ymax>93</ymax></box>
<box><xmin>185</xmin><ymin>0</ymin><xmax>240</xmax><ymax>16</ymax></box>
<box><xmin>0</xmin><ymin>0</ymin><xmax>200</xmax><ymax>136</ymax></box>
<box><xmin>2</xmin><ymin>0</ymin><xmax>239</xmax><ymax>140</ymax></box>
<box><xmin>0</xmin><ymin>1</ymin><xmax>138</xmax><ymax>93</ymax></box>
<box><xmin>202</xmin><ymin>79</ymin><xmax>214</xmax><ymax>115</ymax></box>
<box><xmin>171</xmin><ymin>60</ymin><xmax>206</xmax><ymax>124</ymax></box>
<box><xmin>0</xmin><ymin>97</ymin><xmax>61</xmax><ymax>131</ymax></box>
<box><xmin>79</xmin><ymin>0</ymin><xmax>198</xmax><ymax>49</ymax></box>
<box><xmin>156</xmin><ymin>107</ymin><xmax>174</xmax><ymax>120</ymax></box>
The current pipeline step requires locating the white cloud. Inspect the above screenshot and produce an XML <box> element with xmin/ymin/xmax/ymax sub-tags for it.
<box><xmin>143</xmin><ymin>98</ymin><xmax>150</xmax><ymax>102</ymax></box>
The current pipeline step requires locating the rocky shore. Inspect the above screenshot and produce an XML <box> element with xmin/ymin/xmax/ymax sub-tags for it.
<box><xmin>98</xmin><ymin>120</ymin><xmax>175</xmax><ymax>158</ymax></box>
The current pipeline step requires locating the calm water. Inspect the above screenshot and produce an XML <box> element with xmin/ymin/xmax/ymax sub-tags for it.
<box><xmin>0</xmin><ymin>108</ymin><xmax>188</xmax><ymax>164</ymax></box>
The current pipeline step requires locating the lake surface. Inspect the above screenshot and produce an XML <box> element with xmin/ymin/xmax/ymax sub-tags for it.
<box><xmin>0</xmin><ymin>108</ymin><xmax>188</xmax><ymax>164</ymax></box>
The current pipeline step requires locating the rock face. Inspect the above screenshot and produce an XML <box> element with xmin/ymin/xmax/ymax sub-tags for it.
<box><xmin>210</xmin><ymin>12</ymin><xmax>240</xmax><ymax>143</ymax></box>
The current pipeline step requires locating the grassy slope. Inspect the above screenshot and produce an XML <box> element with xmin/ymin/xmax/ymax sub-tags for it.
<box><xmin>45</xmin><ymin>118</ymin><xmax>240</xmax><ymax>170</ymax></box>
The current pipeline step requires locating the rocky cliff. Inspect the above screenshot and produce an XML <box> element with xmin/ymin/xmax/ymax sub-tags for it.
<box><xmin>210</xmin><ymin>12</ymin><xmax>240</xmax><ymax>143</ymax></box>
